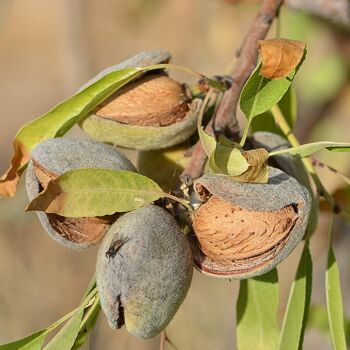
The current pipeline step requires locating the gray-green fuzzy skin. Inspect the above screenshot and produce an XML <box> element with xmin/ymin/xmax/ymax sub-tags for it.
<box><xmin>79</xmin><ymin>49</ymin><xmax>200</xmax><ymax>150</ymax></box>
<box><xmin>250</xmin><ymin>131</ymin><xmax>318</xmax><ymax>235</ymax></box>
<box><xmin>25</xmin><ymin>138</ymin><xmax>136</xmax><ymax>250</ymax></box>
<box><xmin>96</xmin><ymin>205</ymin><xmax>193</xmax><ymax>339</ymax></box>
<box><xmin>78</xmin><ymin>50</ymin><xmax>171</xmax><ymax>91</ymax></box>
<box><xmin>192</xmin><ymin>167</ymin><xmax>312</xmax><ymax>279</ymax></box>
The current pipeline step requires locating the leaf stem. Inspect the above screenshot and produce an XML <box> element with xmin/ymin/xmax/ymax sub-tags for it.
<box><xmin>270</xmin><ymin>105</ymin><xmax>337</xmax><ymax>210</ymax></box>
<box><xmin>239</xmin><ymin>122</ymin><xmax>250</xmax><ymax>147</ymax></box>
<box><xmin>142</xmin><ymin>64</ymin><xmax>228</xmax><ymax>91</ymax></box>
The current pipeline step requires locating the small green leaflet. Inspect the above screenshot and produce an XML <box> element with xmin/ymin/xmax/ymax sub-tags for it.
<box><xmin>0</xmin><ymin>330</ymin><xmax>47</xmax><ymax>350</ymax></box>
<box><xmin>43</xmin><ymin>308</ymin><xmax>84</xmax><ymax>350</ymax></box>
<box><xmin>198</xmin><ymin>126</ymin><xmax>217</xmax><ymax>157</ymax></box>
<box><xmin>269</xmin><ymin>142</ymin><xmax>350</xmax><ymax>158</ymax></box>
<box><xmin>278</xmin><ymin>243</ymin><xmax>312</xmax><ymax>350</ymax></box>
<box><xmin>26</xmin><ymin>169</ymin><xmax>164</xmax><ymax>217</ymax></box>
<box><xmin>326</xmin><ymin>214</ymin><xmax>347</xmax><ymax>350</ymax></box>
<box><xmin>210</xmin><ymin>144</ymin><xmax>249</xmax><ymax>176</ymax></box>
<box><xmin>237</xmin><ymin>269</ymin><xmax>280</xmax><ymax>350</ymax></box>
<box><xmin>240</xmin><ymin>63</ymin><xmax>300</xmax><ymax>122</ymax></box>
<box><xmin>251</xmin><ymin>86</ymin><xmax>297</xmax><ymax>136</ymax></box>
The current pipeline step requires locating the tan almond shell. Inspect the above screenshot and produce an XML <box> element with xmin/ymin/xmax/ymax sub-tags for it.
<box><xmin>250</xmin><ymin>131</ymin><xmax>318</xmax><ymax>235</ymax></box>
<box><xmin>25</xmin><ymin>138</ymin><xmax>136</xmax><ymax>250</ymax></box>
<box><xmin>80</xmin><ymin>99</ymin><xmax>201</xmax><ymax>150</ymax></box>
<box><xmin>94</xmin><ymin>74</ymin><xmax>189</xmax><ymax>127</ymax></box>
<box><xmin>190</xmin><ymin>167</ymin><xmax>312</xmax><ymax>279</ymax></box>
<box><xmin>96</xmin><ymin>205</ymin><xmax>193</xmax><ymax>339</ymax></box>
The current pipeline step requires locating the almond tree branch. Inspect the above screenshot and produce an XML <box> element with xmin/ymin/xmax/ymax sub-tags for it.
<box><xmin>181</xmin><ymin>0</ymin><xmax>283</xmax><ymax>185</ymax></box>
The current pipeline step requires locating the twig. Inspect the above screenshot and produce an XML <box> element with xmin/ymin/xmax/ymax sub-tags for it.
<box><xmin>181</xmin><ymin>0</ymin><xmax>283</xmax><ymax>185</ymax></box>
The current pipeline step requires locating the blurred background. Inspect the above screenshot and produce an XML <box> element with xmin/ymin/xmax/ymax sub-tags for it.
<box><xmin>0</xmin><ymin>0</ymin><xmax>349</xmax><ymax>349</ymax></box>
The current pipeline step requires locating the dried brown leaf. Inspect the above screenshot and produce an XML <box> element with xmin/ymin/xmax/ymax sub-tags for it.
<box><xmin>258</xmin><ymin>39</ymin><xmax>306</xmax><ymax>79</ymax></box>
<box><xmin>0</xmin><ymin>140</ymin><xmax>30</xmax><ymax>197</ymax></box>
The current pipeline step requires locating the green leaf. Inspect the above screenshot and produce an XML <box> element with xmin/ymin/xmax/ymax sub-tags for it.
<box><xmin>240</xmin><ymin>63</ymin><xmax>299</xmax><ymax>122</ymax></box>
<box><xmin>269</xmin><ymin>142</ymin><xmax>350</xmax><ymax>158</ymax></box>
<box><xmin>26</xmin><ymin>169</ymin><xmax>164</xmax><ymax>217</ymax></box>
<box><xmin>44</xmin><ymin>308</ymin><xmax>84</xmax><ymax>350</ymax></box>
<box><xmin>0</xmin><ymin>67</ymin><xmax>141</xmax><ymax>198</ymax></box>
<box><xmin>198</xmin><ymin>126</ymin><xmax>217</xmax><ymax>157</ymax></box>
<box><xmin>237</xmin><ymin>269</ymin><xmax>280</xmax><ymax>350</ymax></box>
<box><xmin>0</xmin><ymin>330</ymin><xmax>47</xmax><ymax>350</ymax></box>
<box><xmin>326</xmin><ymin>215</ymin><xmax>347</xmax><ymax>350</ymax></box>
<box><xmin>210</xmin><ymin>144</ymin><xmax>249</xmax><ymax>176</ymax></box>
<box><xmin>278</xmin><ymin>243</ymin><xmax>312</xmax><ymax>350</ymax></box>
<box><xmin>251</xmin><ymin>86</ymin><xmax>297</xmax><ymax>136</ymax></box>
<box><xmin>72</xmin><ymin>296</ymin><xmax>101</xmax><ymax>350</ymax></box>
<box><xmin>306</xmin><ymin>305</ymin><xmax>350</xmax><ymax>345</ymax></box>
<box><xmin>198</xmin><ymin>126</ymin><xmax>249</xmax><ymax>177</ymax></box>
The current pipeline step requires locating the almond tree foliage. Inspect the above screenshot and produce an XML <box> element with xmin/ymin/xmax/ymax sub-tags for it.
<box><xmin>0</xmin><ymin>1</ymin><xmax>349</xmax><ymax>349</ymax></box>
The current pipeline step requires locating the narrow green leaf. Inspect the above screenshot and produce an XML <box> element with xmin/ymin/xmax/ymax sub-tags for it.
<box><xmin>278</xmin><ymin>243</ymin><xmax>312</xmax><ymax>350</ymax></box>
<box><xmin>251</xmin><ymin>86</ymin><xmax>297</xmax><ymax>136</ymax></box>
<box><xmin>17</xmin><ymin>68</ymin><xmax>139</xmax><ymax>147</ymax></box>
<box><xmin>326</xmin><ymin>214</ymin><xmax>347</xmax><ymax>350</ymax></box>
<box><xmin>269</xmin><ymin>142</ymin><xmax>350</xmax><ymax>158</ymax></box>
<box><xmin>0</xmin><ymin>330</ymin><xmax>46</xmax><ymax>350</ymax></box>
<box><xmin>240</xmin><ymin>64</ymin><xmax>298</xmax><ymax>121</ymax></box>
<box><xmin>26</xmin><ymin>169</ymin><xmax>164</xmax><ymax>217</ymax></box>
<box><xmin>44</xmin><ymin>308</ymin><xmax>84</xmax><ymax>350</ymax></box>
<box><xmin>306</xmin><ymin>305</ymin><xmax>350</xmax><ymax>345</ymax></box>
<box><xmin>237</xmin><ymin>269</ymin><xmax>280</xmax><ymax>350</ymax></box>
<box><xmin>0</xmin><ymin>67</ymin><xmax>141</xmax><ymax>197</ymax></box>
<box><xmin>198</xmin><ymin>126</ymin><xmax>217</xmax><ymax>157</ymax></box>
<box><xmin>72</xmin><ymin>296</ymin><xmax>101</xmax><ymax>350</ymax></box>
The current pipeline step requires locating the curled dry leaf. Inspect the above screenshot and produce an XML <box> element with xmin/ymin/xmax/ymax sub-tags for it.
<box><xmin>233</xmin><ymin>148</ymin><xmax>269</xmax><ymax>183</ymax></box>
<box><xmin>0</xmin><ymin>140</ymin><xmax>29</xmax><ymax>197</ymax></box>
<box><xmin>258</xmin><ymin>39</ymin><xmax>306</xmax><ymax>79</ymax></box>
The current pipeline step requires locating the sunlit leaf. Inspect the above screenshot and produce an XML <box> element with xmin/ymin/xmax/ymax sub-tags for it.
<box><xmin>211</xmin><ymin>144</ymin><xmax>249</xmax><ymax>176</ymax></box>
<box><xmin>0</xmin><ymin>330</ymin><xmax>46</xmax><ymax>350</ymax></box>
<box><xmin>0</xmin><ymin>67</ymin><xmax>141</xmax><ymax>198</ymax></box>
<box><xmin>237</xmin><ymin>269</ymin><xmax>280</xmax><ymax>350</ymax></box>
<box><xmin>326</xmin><ymin>215</ymin><xmax>347</xmax><ymax>350</ymax></box>
<box><xmin>240</xmin><ymin>61</ymin><xmax>301</xmax><ymax>123</ymax></box>
<box><xmin>269</xmin><ymin>142</ymin><xmax>350</xmax><ymax>158</ymax></box>
<box><xmin>44</xmin><ymin>307</ymin><xmax>84</xmax><ymax>350</ymax></box>
<box><xmin>233</xmin><ymin>148</ymin><xmax>269</xmax><ymax>183</ymax></box>
<box><xmin>306</xmin><ymin>305</ymin><xmax>350</xmax><ymax>345</ymax></box>
<box><xmin>258</xmin><ymin>39</ymin><xmax>306</xmax><ymax>79</ymax></box>
<box><xmin>198</xmin><ymin>126</ymin><xmax>217</xmax><ymax>157</ymax></box>
<box><xmin>251</xmin><ymin>86</ymin><xmax>297</xmax><ymax>135</ymax></box>
<box><xmin>26</xmin><ymin>169</ymin><xmax>164</xmax><ymax>217</ymax></box>
<box><xmin>278</xmin><ymin>243</ymin><xmax>312</xmax><ymax>350</ymax></box>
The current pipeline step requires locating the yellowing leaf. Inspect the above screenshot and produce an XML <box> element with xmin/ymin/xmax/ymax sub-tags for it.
<box><xmin>210</xmin><ymin>144</ymin><xmax>249</xmax><ymax>177</ymax></box>
<box><xmin>233</xmin><ymin>148</ymin><xmax>269</xmax><ymax>183</ymax></box>
<box><xmin>258</xmin><ymin>39</ymin><xmax>306</xmax><ymax>79</ymax></box>
<box><xmin>198</xmin><ymin>126</ymin><xmax>217</xmax><ymax>157</ymax></box>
